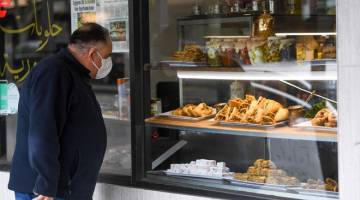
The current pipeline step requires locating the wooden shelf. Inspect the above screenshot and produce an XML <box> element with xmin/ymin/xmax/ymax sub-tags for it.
<box><xmin>145</xmin><ymin>117</ymin><xmax>337</xmax><ymax>142</ymax></box>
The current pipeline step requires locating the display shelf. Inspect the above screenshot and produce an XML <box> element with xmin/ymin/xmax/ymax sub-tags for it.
<box><xmin>176</xmin><ymin>70</ymin><xmax>337</xmax><ymax>81</ymax></box>
<box><xmin>151</xmin><ymin>59</ymin><xmax>336</xmax><ymax>71</ymax></box>
<box><xmin>145</xmin><ymin>173</ymin><xmax>337</xmax><ymax>200</ymax></box>
<box><xmin>149</xmin><ymin>60</ymin><xmax>337</xmax><ymax>81</ymax></box>
<box><xmin>145</xmin><ymin>117</ymin><xmax>337</xmax><ymax>142</ymax></box>
<box><xmin>178</xmin><ymin>13</ymin><xmax>336</xmax><ymax>21</ymax></box>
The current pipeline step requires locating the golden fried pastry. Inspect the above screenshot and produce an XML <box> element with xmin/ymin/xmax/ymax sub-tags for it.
<box><xmin>245</xmin><ymin>100</ymin><xmax>259</xmax><ymax>117</ymax></box>
<box><xmin>257</xmin><ymin>96</ymin><xmax>267</xmax><ymax>108</ymax></box>
<box><xmin>229</xmin><ymin>107</ymin><xmax>244</xmax><ymax>122</ymax></box>
<box><xmin>172</xmin><ymin>103</ymin><xmax>214</xmax><ymax>118</ymax></box>
<box><xmin>249</xmin><ymin>176</ymin><xmax>266</xmax><ymax>183</ymax></box>
<box><xmin>215</xmin><ymin>95</ymin><xmax>288</xmax><ymax>125</ymax></box>
<box><xmin>245</xmin><ymin>95</ymin><xmax>256</xmax><ymax>103</ymax></box>
<box><xmin>259</xmin><ymin>168</ymin><xmax>269</xmax><ymax>176</ymax></box>
<box><xmin>325</xmin><ymin>178</ymin><xmax>338</xmax><ymax>192</ymax></box>
<box><xmin>172</xmin><ymin>44</ymin><xmax>205</xmax><ymax>62</ymax></box>
<box><xmin>214</xmin><ymin>105</ymin><xmax>228</xmax><ymax>121</ymax></box>
<box><xmin>311</xmin><ymin>108</ymin><xmax>337</xmax><ymax>127</ymax></box>
<box><xmin>228</xmin><ymin>98</ymin><xmax>245</xmax><ymax>108</ymax></box>
<box><xmin>193</xmin><ymin>103</ymin><xmax>213</xmax><ymax>117</ymax></box>
<box><xmin>311</xmin><ymin>117</ymin><xmax>326</xmax><ymax>126</ymax></box>
<box><xmin>234</xmin><ymin>173</ymin><xmax>249</xmax><ymax>181</ymax></box>
<box><xmin>183</xmin><ymin>104</ymin><xmax>196</xmax><ymax>117</ymax></box>
<box><xmin>254</xmin><ymin>159</ymin><xmax>265</xmax><ymax>168</ymax></box>
<box><xmin>233</xmin><ymin>159</ymin><xmax>301</xmax><ymax>186</ymax></box>
<box><xmin>247</xmin><ymin>166</ymin><xmax>257</xmax><ymax>175</ymax></box>
<box><xmin>274</xmin><ymin>108</ymin><xmax>289</xmax><ymax>122</ymax></box>
<box><xmin>266</xmin><ymin>177</ymin><xmax>280</xmax><ymax>184</ymax></box>
<box><xmin>254</xmin><ymin>109</ymin><xmax>265</xmax><ymax>124</ymax></box>
<box><xmin>261</xmin><ymin>115</ymin><xmax>276</xmax><ymax>125</ymax></box>
<box><xmin>264</xmin><ymin>100</ymin><xmax>283</xmax><ymax>114</ymax></box>
<box><xmin>303</xmin><ymin>178</ymin><xmax>338</xmax><ymax>192</ymax></box>
<box><xmin>172</xmin><ymin>108</ymin><xmax>184</xmax><ymax>116</ymax></box>
<box><xmin>328</xmin><ymin>112</ymin><xmax>337</xmax><ymax>123</ymax></box>
<box><xmin>261</xmin><ymin>160</ymin><xmax>277</xmax><ymax>169</ymax></box>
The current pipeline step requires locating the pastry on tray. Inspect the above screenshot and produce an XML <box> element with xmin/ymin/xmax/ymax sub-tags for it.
<box><xmin>233</xmin><ymin>159</ymin><xmax>300</xmax><ymax>186</ymax></box>
<box><xmin>172</xmin><ymin>44</ymin><xmax>205</xmax><ymax>62</ymax></box>
<box><xmin>172</xmin><ymin>103</ymin><xmax>214</xmax><ymax>118</ymax></box>
<box><xmin>302</xmin><ymin>178</ymin><xmax>338</xmax><ymax>192</ymax></box>
<box><xmin>311</xmin><ymin>108</ymin><xmax>337</xmax><ymax>128</ymax></box>
<box><xmin>215</xmin><ymin>95</ymin><xmax>289</xmax><ymax>125</ymax></box>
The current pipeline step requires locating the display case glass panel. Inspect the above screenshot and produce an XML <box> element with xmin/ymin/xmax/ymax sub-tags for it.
<box><xmin>144</xmin><ymin>0</ymin><xmax>338</xmax><ymax>199</ymax></box>
<box><xmin>0</xmin><ymin>0</ymin><xmax>131</xmax><ymax>177</ymax></box>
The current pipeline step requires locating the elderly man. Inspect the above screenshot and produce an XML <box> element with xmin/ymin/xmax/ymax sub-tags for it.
<box><xmin>8</xmin><ymin>23</ymin><xmax>112</xmax><ymax>200</ymax></box>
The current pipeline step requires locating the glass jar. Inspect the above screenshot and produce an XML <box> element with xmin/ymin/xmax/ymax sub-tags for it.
<box><xmin>287</xmin><ymin>0</ymin><xmax>302</xmax><ymax>15</ymax></box>
<box><xmin>235</xmin><ymin>38</ymin><xmax>251</xmax><ymax>65</ymax></box>
<box><xmin>206</xmin><ymin>39</ymin><xmax>223</xmax><ymax>67</ymax></box>
<box><xmin>279</xmin><ymin>38</ymin><xmax>296</xmax><ymax>61</ymax></box>
<box><xmin>249</xmin><ymin>37</ymin><xmax>267</xmax><ymax>65</ymax></box>
<box><xmin>221</xmin><ymin>39</ymin><xmax>236</xmax><ymax>67</ymax></box>
<box><xmin>267</xmin><ymin>36</ymin><xmax>281</xmax><ymax>62</ymax></box>
<box><xmin>296</xmin><ymin>43</ymin><xmax>306</xmax><ymax>62</ymax></box>
<box><xmin>252</xmin><ymin>0</ymin><xmax>259</xmax><ymax>11</ymax></box>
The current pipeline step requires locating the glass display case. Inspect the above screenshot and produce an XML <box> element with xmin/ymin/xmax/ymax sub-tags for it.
<box><xmin>141</xmin><ymin>0</ymin><xmax>338</xmax><ymax>199</ymax></box>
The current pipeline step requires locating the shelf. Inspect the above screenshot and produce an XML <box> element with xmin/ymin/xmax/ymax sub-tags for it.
<box><xmin>145</xmin><ymin>117</ymin><xmax>337</xmax><ymax>142</ymax></box>
<box><xmin>146</xmin><ymin>173</ymin><xmax>337</xmax><ymax>200</ymax></box>
<box><xmin>178</xmin><ymin>13</ymin><xmax>336</xmax><ymax>21</ymax></box>
<box><xmin>150</xmin><ymin>60</ymin><xmax>337</xmax><ymax>81</ymax></box>
<box><xmin>177</xmin><ymin>70</ymin><xmax>336</xmax><ymax>81</ymax></box>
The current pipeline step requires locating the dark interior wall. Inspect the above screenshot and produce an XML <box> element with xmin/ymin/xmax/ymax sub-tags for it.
<box><xmin>0</xmin><ymin>116</ymin><xmax>6</xmax><ymax>157</ymax></box>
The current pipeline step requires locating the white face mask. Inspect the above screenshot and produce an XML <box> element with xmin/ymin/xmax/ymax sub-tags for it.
<box><xmin>91</xmin><ymin>51</ymin><xmax>113</xmax><ymax>79</ymax></box>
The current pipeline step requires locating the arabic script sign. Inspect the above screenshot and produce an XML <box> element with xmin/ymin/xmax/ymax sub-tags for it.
<box><xmin>0</xmin><ymin>0</ymin><xmax>64</xmax><ymax>83</ymax></box>
<box><xmin>0</xmin><ymin>0</ymin><xmax>63</xmax><ymax>52</ymax></box>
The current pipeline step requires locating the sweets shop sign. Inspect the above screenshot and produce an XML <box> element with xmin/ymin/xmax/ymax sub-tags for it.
<box><xmin>0</xmin><ymin>0</ymin><xmax>63</xmax><ymax>83</ymax></box>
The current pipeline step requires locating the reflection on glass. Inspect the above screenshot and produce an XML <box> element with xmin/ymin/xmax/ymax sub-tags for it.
<box><xmin>146</xmin><ymin>0</ymin><xmax>338</xmax><ymax>199</ymax></box>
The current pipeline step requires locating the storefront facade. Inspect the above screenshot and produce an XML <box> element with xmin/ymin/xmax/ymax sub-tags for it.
<box><xmin>0</xmin><ymin>0</ymin><xmax>359</xmax><ymax>199</ymax></box>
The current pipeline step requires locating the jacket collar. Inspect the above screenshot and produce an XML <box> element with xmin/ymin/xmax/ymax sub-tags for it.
<box><xmin>59</xmin><ymin>47</ymin><xmax>91</xmax><ymax>79</ymax></box>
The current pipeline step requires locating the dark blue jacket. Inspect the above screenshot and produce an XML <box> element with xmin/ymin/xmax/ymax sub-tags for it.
<box><xmin>8</xmin><ymin>48</ymin><xmax>107</xmax><ymax>200</ymax></box>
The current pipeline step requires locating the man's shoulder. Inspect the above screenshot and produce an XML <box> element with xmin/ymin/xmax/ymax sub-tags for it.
<box><xmin>31</xmin><ymin>53</ymin><xmax>71</xmax><ymax>79</ymax></box>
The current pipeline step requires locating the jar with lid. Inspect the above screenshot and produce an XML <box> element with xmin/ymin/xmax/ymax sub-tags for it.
<box><xmin>221</xmin><ymin>39</ymin><xmax>236</xmax><ymax>67</ymax></box>
<box><xmin>296</xmin><ymin>43</ymin><xmax>306</xmax><ymax>62</ymax></box>
<box><xmin>206</xmin><ymin>39</ymin><xmax>223</xmax><ymax>67</ymax></box>
<box><xmin>249</xmin><ymin>37</ymin><xmax>267</xmax><ymax>65</ymax></box>
<box><xmin>279</xmin><ymin>38</ymin><xmax>296</xmax><ymax>61</ymax></box>
<box><xmin>235</xmin><ymin>38</ymin><xmax>251</xmax><ymax>65</ymax></box>
<box><xmin>231</xmin><ymin>0</ymin><xmax>241</xmax><ymax>13</ymax></box>
<box><xmin>252</xmin><ymin>0</ymin><xmax>259</xmax><ymax>11</ymax></box>
<box><xmin>267</xmin><ymin>36</ymin><xmax>281</xmax><ymax>62</ymax></box>
<box><xmin>268</xmin><ymin>0</ymin><xmax>276</xmax><ymax>14</ymax></box>
<box><xmin>287</xmin><ymin>0</ymin><xmax>302</xmax><ymax>15</ymax></box>
<box><xmin>255</xmin><ymin>10</ymin><xmax>274</xmax><ymax>38</ymax></box>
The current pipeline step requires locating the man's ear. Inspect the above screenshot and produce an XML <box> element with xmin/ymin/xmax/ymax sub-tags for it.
<box><xmin>87</xmin><ymin>47</ymin><xmax>97</xmax><ymax>60</ymax></box>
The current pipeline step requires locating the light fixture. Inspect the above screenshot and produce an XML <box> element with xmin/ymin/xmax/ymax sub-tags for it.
<box><xmin>204</xmin><ymin>36</ymin><xmax>251</xmax><ymax>39</ymax></box>
<box><xmin>275</xmin><ymin>32</ymin><xmax>336</xmax><ymax>36</ymax></box>
<box><xmin>177</xmin><ymin>71</ymin><xmax>337</xmax><ymax>81</ymax></box>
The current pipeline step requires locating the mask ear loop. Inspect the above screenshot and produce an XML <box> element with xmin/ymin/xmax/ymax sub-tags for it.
<box><xmin>91</xmin><ymin>51</ymin><xmax>103</xmax><ymax>70</ymax></box>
